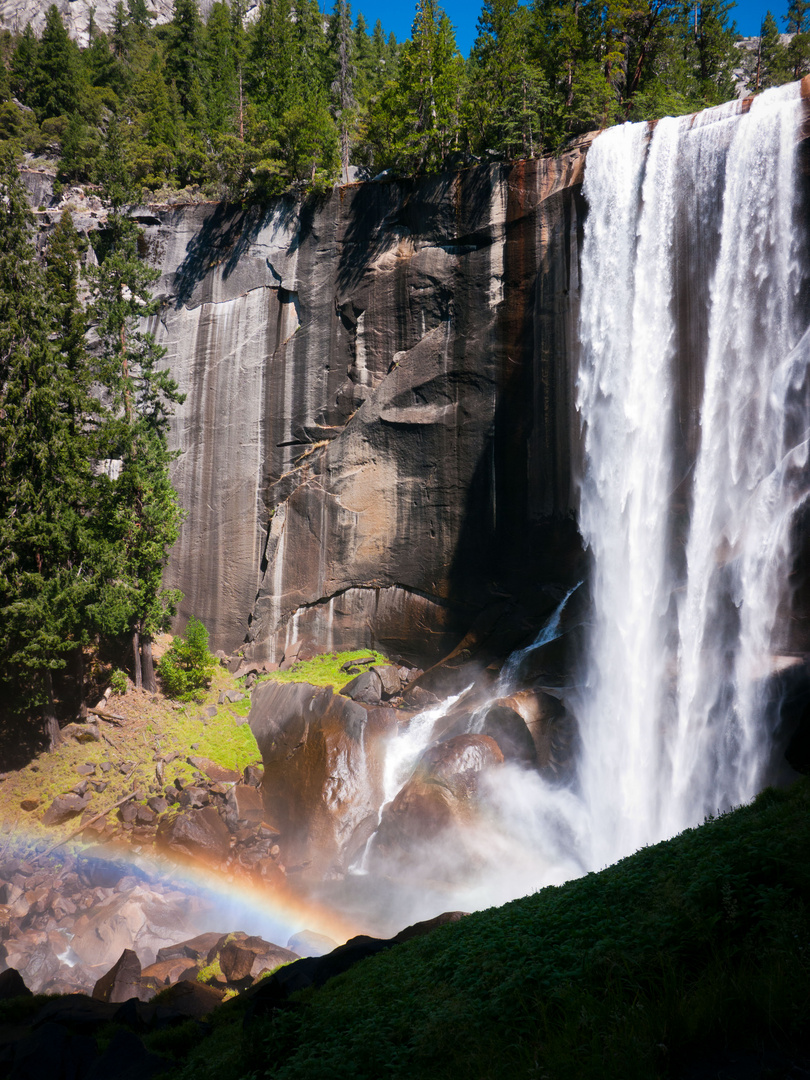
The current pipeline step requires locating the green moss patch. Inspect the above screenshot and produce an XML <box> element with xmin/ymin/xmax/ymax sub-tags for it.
<box><xmin>260</xmin><ymin>650</ymin><xmax>389</xmax><ymax>692</ymax></box>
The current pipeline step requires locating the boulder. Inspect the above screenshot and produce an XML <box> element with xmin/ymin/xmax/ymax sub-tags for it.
<box><xmin>498</xmin><ymin>689</ymin><xmax>576</xmax><ymax>776</ymax></box>
<box><xmin>341</xmin><ymin>669</ymin><xmax>383</xmax><ymax>704</ymax></box>
<box><xmin>156</xmin><ymin>806</ymin><xmax>231</xmax><ymax>863</ymax></box>
<box><xmin>177</xmin><ymin>785</ymin><xmax>209</xmax><ymax>808</ymax></box>
<box><xmin>243</xmin><ymin>764</ymin><xmax>264</xmax><ymax>787</ymax></box>
<box><xmin>60</xmin><ymin>723</ymin><xmax>101</xmax><ymax>744</ymax></box>
<box><xmin>42</xmin><ymin>792</ymin><xmax>90</xmax><ymax>826</ymax></box>
<box><xmin>0</xmin><ymin>967</ymin><xmax>31</xmax><ymax>999</ymax></box>
<box><xmin>478</xmin><ymin>704</ymin><xmax>537</xmax><ymax>765</ymax></box>
<box><xmin>140</xmin><ymin>957</ymin><xmax>198</xmax><ymax>989</ymax></box>
<box><xmin>371</xmin><ymin>664</ymin><xmax>404</xmax><ymax>697</ymax></box>
<box><xmin>222</xmin><ymin>784</ymin><xmax>264</xmax><ymax>832</ymax></box>
<box><xmin>373</xmin><ymin>734</ymin><xmax>504</xmax><ymax>854</ymax></box>
<box><xmin>156</xmin><ymin>932</ymin><xmax>228</xmax><ymax>964</ymax></box>
<box><xmin>250</xmin><ymin>681</ymin><xmax>389</xmax><ymax>875</ymax></box>
<box><xmin>205</xmin><ymin>933</ymin><xmax>300</xmax><ymax>986</ymax></box>
<box><xmin>92</xmin><ymin>948</ymin><xmax>154</xmax><ymax>1004</ymax></box>
<box><xmin>187</xmin><ymin>756</ymin><xmax>241</xmax><ymax>783</ymax></box>
<box><xmin>287</xmin><ymin>929</ymin><xmax>339</xmax><ymax>957</ymax></box>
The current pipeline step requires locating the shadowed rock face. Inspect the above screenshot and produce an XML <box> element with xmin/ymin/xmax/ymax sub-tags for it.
<box><xmin>142</xmin><ymin>145</ymin><xmax>593</xmax><ymax>661</ymax></box>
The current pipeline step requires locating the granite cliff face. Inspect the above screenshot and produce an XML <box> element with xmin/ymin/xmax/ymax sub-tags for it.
<box><xmin>0</xmin><ymin>0</ymin><xmax>256</xmax><ymax>46</ymax></box>
<box><xmin>143</xmin><ymin>142</ymin><xmax>594</xmax><ymax>662</ymax></box>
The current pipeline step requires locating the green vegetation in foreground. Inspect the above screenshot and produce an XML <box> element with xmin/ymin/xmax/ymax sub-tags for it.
<box><xmin>166</xmin><ymin>780</ymin><xmax>810</xmax><ymax>1080</ymax></box>
<box><xmin>260</xmin><ymin>649</ymin><xmax>390</xmax><ymax>692</ymax></box>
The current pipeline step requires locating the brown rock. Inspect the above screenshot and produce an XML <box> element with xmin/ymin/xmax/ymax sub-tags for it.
<box><xmin>186</xmin><ymin>757</ymin><xmax>241</xmax><ymax>783</ymax></box>
<box><xmin>156</xmin><ymin>931</ymin><xmax>227</xmax><ymax>964</ymax></box>
<box><xmin>243</xmin><ymin>764</ymin><xmax>264</xmax><ymax>787</ymax></box>
<box><xmin>92</xmin><ymin>948</ymin><xmax>154</xmax><ymax>1003</ymax></box>
<box><xmin>374</xmin><ymin>734</ymin><xmax>504</xmax><ymax>852</ymax></box>
<box><xmin>222</xmin><ymin>784</ymin><xmax>264</xmax><ymax>831</ymax></box>
<box><xmin>118</xmin><ymin>801</ymin><xmax>139</xmax><ymax>824</ymax></box>
<box><xmin>218</xmin><ymin>942</ymin><xmax>254</xmax><ymax>982</ymax></box>
<box><xmin>178</xmin><ymin>786</ymin><xmax>209</xmax><ymax>808</ymax></box>
<box><xmin>60</xmin><ymin>722</ymin><xmax>101</xmax><ymax>743</ymax></box>
<box><xmin>156</xmin><ymin>806</ymin><xmax>231</xmax><ymax>862</ymax></box>
<box><xmin>42</xmin><ymin>793</ymin><xmax>90</xmax><ymax>826</ymax></box>
<box><xmin>371</xmin><ymin>665</ymin><xmax>404</xmax><ymax>697</ymax></box>
<box><xmin>20</xmin><ymin>798</ymin><xmax>39</xmax><ymax>812</ymax></box>
<box><xmin>341</xmin><ymin>669</ymin><xmax>383</xmax><ymax>705</ymax></box>
<box><xmin>250</xmin><ymin>681</ymin><xmax>388</xmax><ymax>875</ymax></box>
<box><xmin>140</xmin><ymin>957</ymin><xmax>199</xmax><ymax>988</ymax></box>
<box><xmin>135</xmin><ymin>805</ymin><xmax>157</xmax><ymax>826</ymax></box>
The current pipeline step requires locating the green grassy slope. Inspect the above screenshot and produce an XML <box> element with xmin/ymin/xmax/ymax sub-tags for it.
<box><xmin>170</xmin><ymin>780</ymin><xmax>810</xmax><ymax>1080</ymax></box>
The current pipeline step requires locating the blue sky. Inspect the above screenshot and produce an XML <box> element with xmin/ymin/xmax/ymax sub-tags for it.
<box><xmin>342</xmin><ymin>0</ymin><xmax>793</xmax><ymax>58</ymax></box>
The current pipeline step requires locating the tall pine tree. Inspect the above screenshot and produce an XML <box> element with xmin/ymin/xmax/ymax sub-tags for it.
<box><xmin>0</xmin><ymin>164</ymin><xmax>98</xmax><ymax>742</ymax></box>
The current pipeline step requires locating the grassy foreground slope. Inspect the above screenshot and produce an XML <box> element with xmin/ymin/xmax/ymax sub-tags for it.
<box><xmin>174</xmin><ymin>780</ymin><xmax>810</xmax><ymax>1080</ymax></box>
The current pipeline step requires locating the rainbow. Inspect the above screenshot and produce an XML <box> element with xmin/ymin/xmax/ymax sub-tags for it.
<box><xmin>1</xmin><ymin>825</ymin><xmax>362</xmax><ymax>951</ymax></box>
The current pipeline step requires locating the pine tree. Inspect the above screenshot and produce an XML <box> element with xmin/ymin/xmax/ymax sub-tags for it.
<box><xmin>0</xmin><ymin>163</ymin><xmax>99</xmax><ymax>742</ymax></box>
<box><xmin>33</xmin><ymin>5</ymin><xmax>83</xmax><ymax>121</ymax></box>
<box><xmin>9</xmin><ymin>25</ymin><xmax>40</xmax><ymax>105</ymax></box>
<box><xmin>370</xmin><ymin>0</ymin><xmax>463</xmax><ymax>173</ymax></box>
<box><xmin>785</xmin><ymin>0</ymin><xmax>810</xmax><ymax>78</ymax></box>
<box><xmin>468</xmin><ymin>0</ymin><xmax>548</xmax><ymax>158</ymax></box>
<box><xmin>352</xmin><ymin>12</ymin><xmax>375</xmax><ymax>102</ymax></box>
<box><xmin>165</xmin><ymin>0</ymin><xmax>208</xmax><ymax>126</ymax></box>
<box><xmin>205</xmin><ymin>1</ymin><xmax>242</xmax><ymax>133</ymax></box>
<box><xmin>757</xmin><ymin>11</ymin><xmax>791</xmax><ymax>89</ymax></box>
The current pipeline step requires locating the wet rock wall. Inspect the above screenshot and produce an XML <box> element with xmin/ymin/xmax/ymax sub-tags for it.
<box><xmin>143</xmin><ymin>141</ymin><xmax>593</xmax><ymax>662</ymax></box>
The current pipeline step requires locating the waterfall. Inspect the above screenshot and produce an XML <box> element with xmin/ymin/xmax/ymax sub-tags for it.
<box><xmin>333</xmin><ymin>87</ymin><xmax>810</xmax><ymax>933</ymax></box>
<box><xmin>577</xmin><ymin>83</ymin><xmax>807</xmax><ymax>866</ymax></box>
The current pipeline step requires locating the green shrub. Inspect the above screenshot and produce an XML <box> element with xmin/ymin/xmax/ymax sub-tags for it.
<box><xmin>109</xmin><ymin>668</ymin><xmax>128</xmax><ymax>695</ymax></box>
<box><xmin>158</xmin><ymin>617</ymin><xmax>217</xmax><ymax>700</ymax></box>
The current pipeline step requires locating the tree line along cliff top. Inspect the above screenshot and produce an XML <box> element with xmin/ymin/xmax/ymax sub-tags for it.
<box><xmin>1</xmin><ymin>0</ymin><xmax>809</xmax><ymax>205</ymax></box>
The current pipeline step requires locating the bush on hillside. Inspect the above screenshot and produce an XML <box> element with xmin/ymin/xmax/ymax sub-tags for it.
<box><xmin>157</xmin><ymin>618</ymin><xmax>216</xmax><ymax>700</ymax></box>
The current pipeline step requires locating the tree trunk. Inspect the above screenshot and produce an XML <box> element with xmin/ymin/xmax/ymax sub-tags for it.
<box><xmin>142</xmin><ymin>638</ymin><xmax>157</xmax><ymax>694</ymax></box>
<box><xmin>132</xmin><ymin>629</ymin><xmax>142</xmax><ymax>690</ymax></box>
<box><xmin>75</xmin><ymin>647</ymin><xmax>87</xmax><ymax>719</ymax></box>
<box><xmin>43</xmin><ymin>670</ymin><xmax>61</xmax><ymax>750</ymax></box>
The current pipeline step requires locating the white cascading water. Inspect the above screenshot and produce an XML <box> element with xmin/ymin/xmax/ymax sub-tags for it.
<box><xmin>577</xmin><ymin>82</ymin><xmax>807</xmax><ymax>867</ymax></box>
<box><xmin>347</xmin><ymin>85</ymin><xmax>810</xmax><ymax>927</ymax></box>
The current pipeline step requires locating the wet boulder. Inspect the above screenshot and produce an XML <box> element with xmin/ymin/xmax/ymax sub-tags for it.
<box><xmin>249</xmin><ymin>681</ymin><xmax>394</xmax><ymax>876</ymax></box>
<box><xmin>373</xmin><ymin>734</ymin><xmax>504</xmax><ymax>854</ymax></box>
<box><xmin>499</xmin><ymin>689</ymin><xmax>575</xmax><ymax>777</ymax></box>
